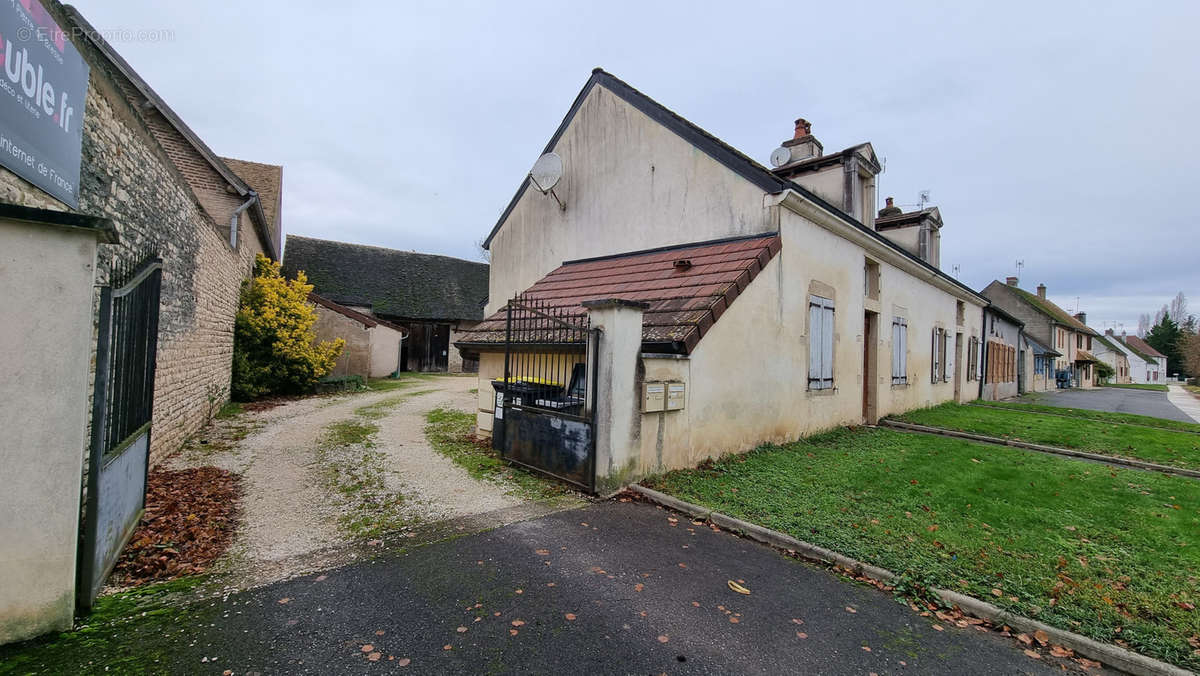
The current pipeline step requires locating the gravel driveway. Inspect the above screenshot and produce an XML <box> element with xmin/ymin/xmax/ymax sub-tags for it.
<box><xmin>168</xmin><ymin>376</ymin><xmax>578</xmax><ymax>590</ymax></box>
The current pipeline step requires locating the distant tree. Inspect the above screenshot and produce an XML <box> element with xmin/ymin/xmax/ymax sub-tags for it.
<box><xmin>475</xmin><ymin>237</ymin><xmax>490</xmax><ymax>263</ymax></box>
<box><xmin>1137</xmin><ymin>312</ymin><xmax>1152</xmax><ymax>337</ymax></box>
<box><xmin>1169</xmin><ymin>292</ymin><xmax>1188</xmax><ymax>325</ymax></box>
<box><xmin>1182</xmin><ymin>333</ymin><xmax>1200</xmax><ymax>380</ymax></box>
<box><xmin>1145</xmin><ymin>311</ymin><xmax>1184</xmax><ymax>377</ymax></box>
<box><xmin>232</xmin><ymin>254</ymin><xmax>344</xmax><ymax>401</ymax></box>
<box><xmin>1094</xmin><ymin>360</ymin><xmax>1115</xmax><ymax>383</ymax></box>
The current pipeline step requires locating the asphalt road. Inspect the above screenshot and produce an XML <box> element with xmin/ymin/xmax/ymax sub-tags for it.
<box><xmin>1016</xmin><ymin>386</ymin><xmax>1194</xmax><ymax>422</ymax></box>
<box><xmin>97</xmin><ymin>500</ymin><xmax>1086</xmax><ymax>675</ymax></box>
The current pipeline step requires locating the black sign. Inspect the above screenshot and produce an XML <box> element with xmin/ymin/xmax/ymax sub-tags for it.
<box><xmin>0</xmin><ymin>0</ymin><xmax>88</xmax><ymax>207</ymax></box>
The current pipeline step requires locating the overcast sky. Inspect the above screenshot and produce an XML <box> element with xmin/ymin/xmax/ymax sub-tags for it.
<box><xmin>73</xmin><ymin>0</ymin><xmax>1199</xmax><ymax>332</ymax></box>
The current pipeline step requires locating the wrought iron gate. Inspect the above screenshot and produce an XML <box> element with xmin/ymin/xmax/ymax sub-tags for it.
<box><xmin>494</xmin><ymin>296</ymin><xmax>598</xmax><ymax>492</ymax></box>
<box><xmin>78</xmin><ymin>255</ymin><xmax>162</xmax><ymax>609</ymax></box>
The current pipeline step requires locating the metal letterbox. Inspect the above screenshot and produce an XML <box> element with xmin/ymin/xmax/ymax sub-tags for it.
<box><xmin>643</xmin><ymin>382</ymin><xmax>665</xmax><ymax>412</ymax></box>
<box><xmin>666</xmin><ymin>382</ymin><xmax>686</xmax><ymax>411</ymax></box>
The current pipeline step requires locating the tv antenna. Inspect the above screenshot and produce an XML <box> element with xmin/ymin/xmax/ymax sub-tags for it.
<box><xmin>952</xmin><ymin>264</ymin><xmax>961</xmax><ymax>279</ymax></box>
<box><xmin>1015</xmin><ymin>260</ymin><xmax>1024</xmax><ymax>280</ymax></box>
<box><xmin>918</xmin><ymin>190</ymin><xmax>930</xmax><ymax>210</ymax></box>
<box><xmin>529</xmin><ymin>152</ymin><xmax>566</xmax><ymax>211</ymax></box>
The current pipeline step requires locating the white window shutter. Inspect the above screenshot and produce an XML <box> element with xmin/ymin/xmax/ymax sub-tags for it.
<box><xmin>809</xmin><ymin>299</ymin><xmax>822</xmax><ymax>386</ymax></box>
<box><xmin>900</xmin><ymin>321</ymin><xmax>907</xmax><ymax>378</ymax></box>
<box><xmin>931</xmin><ymin>329</ymin><xmax>939</xmax><ymax>383</ymax></box>
<box><xmin>945</xmin><ymin>333</ymin><xmax>955</xmax><ymax>383</ymax></box>
<box><xmin>821</xmin><ymin>304</ymin><xmax>834</xmax><ymax>385</ymax></box>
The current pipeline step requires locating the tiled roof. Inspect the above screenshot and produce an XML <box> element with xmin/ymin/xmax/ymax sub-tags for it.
<box><xmin>282</xmin><ymin>236</ymin><xmax>489</xmax><ymax>321</ymax></box>
<box><xmin>1004</xmin><ymin>284</ymin><xmax>1099</xmax><ymax>336</ymax></box>
<box><xmin>308</xmin><ymin>292</ymin><xmax>406</xmax><ymax>333</ymax></box>
<box><xmin>1023</xmin><ymin>334</ymin><xmax>1060</xmax><ymax>357</ymax></box>
<box><xmin>222</xmin><ymin>157</ymin><xmax>283</xmax><ymax>248</ymax></box>
<box><xmin>1120</xmin><ymin>335</ymin><xmax>1164</xmax><ymax>363</ymax></box>
<box><xmin>456</xmin><ymin>234</ymin><xmax>782</xmax><ymax>354</ymax></box>
<box><xmin>1074</xmin><ymin>349</ymin><xmax>1099</xmax><ymax>363</ymax></box>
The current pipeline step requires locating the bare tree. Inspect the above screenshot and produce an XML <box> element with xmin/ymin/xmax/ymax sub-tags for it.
<box><xmin>1182</xmin><ymin>333</ymin><xmax>1200</xmax><ymax>381</ymax></box>
<box><xmin>1138</xmin><ymin>313</ymin><xmax>1152</xmax><ymax>337</ymax></box>
<box><xmin>1170</xmin><ymin>292</ymin><xmax>1188</xmax><ymax>324</ymax></box>
<box><xmin>475</xmin><ymin>237</ymin><xmax>490</xmax><ymax>263</ymax></box>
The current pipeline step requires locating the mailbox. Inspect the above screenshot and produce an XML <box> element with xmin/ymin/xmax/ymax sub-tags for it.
<box><xmin>666</xmin><ymin>382</ymin><xmax>686</xmax><ymax>411</ymax></box>
<box><xmin>643</xmin><ymin>382</ymin><xmax>665</xmax><ymax>412</ymax></box>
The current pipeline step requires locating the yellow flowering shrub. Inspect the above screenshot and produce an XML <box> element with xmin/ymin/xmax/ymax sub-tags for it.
<box><xmin>231</xmin><ymin>254</ymin><xmax>344</xmax><ymax>400</ymax></box>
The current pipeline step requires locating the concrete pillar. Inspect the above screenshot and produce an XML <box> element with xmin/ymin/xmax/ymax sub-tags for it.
<box><xmin>583</xmin><ymin>299</ymin><xmax>647</xmax><ymax>495</ymax></box>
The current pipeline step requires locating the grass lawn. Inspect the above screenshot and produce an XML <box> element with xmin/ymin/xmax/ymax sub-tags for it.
<box><xmin>424</xmin><ymin>408</ymin><xmax>577</xmax><ymax>504</ymax></box>
<box><xmin>978</xmin><ymin>401</ymin><xmax>1200</xmax><ymax>434</ymax></box>
<box><xmin>892</xmin><ymin>403</ymin><xmax>1200</xmax><ymax>470</ymax></box>
<box><xmin>1100</xmin><ymin>382</ymin><xmax>1169</xmax><ymax>392</ymax></box>
<box><xmin>644</xmin><ymin>427</ymin><xmax>1200</xmax><ymax>669</ymax></box>
<box><xmin>366</xmin><ymin>373</ymin><xmax>443</xmax><ymax>392</ymax></box>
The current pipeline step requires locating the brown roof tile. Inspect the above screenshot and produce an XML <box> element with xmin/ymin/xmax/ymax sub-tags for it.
<box><xmin>457</xmin><ymin>234</ymin><xmax>781</xmax><ymax>354</ymax></box>
<box><xmin>222</xmin><ymin>157</ymin><xmax>283</xmax><ymax>244</ymax></box>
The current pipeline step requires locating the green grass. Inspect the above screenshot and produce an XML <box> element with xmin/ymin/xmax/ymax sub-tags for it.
<box><xmin>316</xmin><ymin>416</ymin><xmax>408</xmax><ymax>537</ymax></box>
<box><xmin>978</xmin><ymin>400</ymin><xmax>1200</xmax><ymax>434</ymax></box>
<box><xmin>0</xmin><ymin>577</ymin><xmax>209</xmax><ymax>675</ymax></box>
<box><xmin>214</xmin><ymin>401</ymin><xmax>243</xmax><ymax>418</ymax></box>
<box><xmin>366</xmin><ymin>373</ymin><xmax>441</xmax><ymax>392</ymax></box>
<box><xmin>1100</xmin><ymin>382</ymin><xmax>1169</xmax><ymax>392</ymax></box>
<box><xmin>424</xmin><ymin>408</ymin><xmax>575</xmax><ymax>504</ymax></box>
<box><xmin>892</xmin><ymin>402</ymin><xmax>1200</xmax><ymax>470</ymax></box>
<box><xmin>643</xmin><ymin>427</ymin><xmax>1200</xmax><ymax>669</ymax></box>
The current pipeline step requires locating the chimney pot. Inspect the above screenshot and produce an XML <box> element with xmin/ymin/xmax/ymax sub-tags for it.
<box><xmin>1037</xmin><ymin>283</ymin><xmax>1047</xmax><ymax>299</ymax></box>
<box><xmin>1006</xmin><ymin>276</ymin><xmax>1019</xmax><ymax>286</ymax></box>
<box><xmin>1074</xmin><ymin>311</ymin><xmax>1087</xmax><ymax>326</ymax></box>
<box><xmin>793</xmin><ymin>118</ymin><xmax>812</xmax><ymax>140</ymax></box>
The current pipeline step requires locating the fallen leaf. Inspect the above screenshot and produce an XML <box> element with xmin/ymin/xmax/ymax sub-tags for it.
<box><xmin>375</xmin><ymin>630</ymin><xmax>385</xmax><ymax>636</ymax></box>
<box><xmin>727</xmin><ymin>580</ymin><xmax>751</xmax><ymax>595</ymax></box>
<box><xmin>635</xmin><ymin>583</ymin><xmax>645</xmax><ymax>592</ymax></box>
<box><xmin>278</xmin><ymin>597</ymin><xmax>291</xmax><ymax>604</ymax></box>
<box><xmin>547</xmin><ymin>582</ymin><xmax>556</xmax><ymax>587</ymax></box>
<box><xmin>1016</xmin><ymin>633</ymin><xmax>1033</xmax><ymax>645</ymax></box>
<box><xmin>512</xmin><ymin>620</ymin><xmax>525</xmax><ymax>627</ymax></box>
<box><xmin>361</xmin><ymin>644</ymin><xmax>374</xmax><ymax>652</ymax></box>
<box><xmin>367</xmin><ymin>652</ymin><xmax>381</xmax><ymax>662</ymax></box>
<box><xmin>535</xmin><ymin>549</ymin><xmax>550</xmax><ymax>556</ymax></box>
<box><xmin>565</xmin><ymin>613</ymin><xmax>577</xmax><ymax>621</ymax></box>
<box><xmin>730</xmin><ymin>617</ymin><xmax>739</xmax><ymax>623</ymax></box>
<box><xmin>515</xmin><ymin>589</ymin><xmax>524</xmax><ymax>595</ymax></box>
<box><xmin>991</xmin><ymin>588</ymin><xmax>1002</xmax><ymax>597</ymax></box>
<box><xmin>796</xmin><ymin>632</ymin><xmax>808</xmax><ymax>639</ymax></box>
<box><xmin>1033</xmin><ymin>630</ymin><xmax>1049</xmax><ymax>645</ymax></box>
<box><xmin>1076</xmin><ymin>657</ymin><xmax>1101</xmax><ymax>669</ymax></box>
<box><xmin>932</xmin><ymin>624</ymin><xmax>944</xmax><ymax>631</ymax></box>
<box><xmin>443</xmin><ymin>644</ymin><xmax>452</xmax><ymax>651</ymax></box>
<box><xmin>692</xmin><ymin>601</ymin><xmax>700</xmax><ymax>607</ymax></box>
<box><xmin>861</xmin><ymin>645</ymin><xmax>871</xmax><ymax>652</ymax></box>
<box><xmin>397</xmin><ymin>657</ymin><xmax>411</xmax><ymax>666</ymax></box>
<box><xmin>1050</xmin><ymin>645</ymin><xmax>1073</xmax><ymax>658</ymax></box>
<box><xmin>457</xmin><ymin>626</ymin><xmax>468</xmax><ymax>633</ymax></box>
<box><xmin>1023</xmin><ymin>649</ymin><xmax>1042</xmax><ymax>659</ymax></box>
<box><xmin>509</xmin><ymin>629</ymin><xmax>519</xmax><ymax>636</ymax></box>
<box><xmin>845</xmin><ymin>606</ymin><xmax>857</xmax><ymax>614</ymax></box>
<box><xmin>315</xmin><ymin>575</ymin><xmax>327</xmax><ymax>582</ymax></box>
<box><xmin>657</xmin><ymin>635</ymin><xmax>669</xmax><ymax>643</ymax></box>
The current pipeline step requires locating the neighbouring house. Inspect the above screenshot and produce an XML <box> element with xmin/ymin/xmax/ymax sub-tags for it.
<box><xmin>309</xmin><ymin>293</ymin><xmax>408</xmax><ymax>379</ymax></box>
<box><xmin>981</xmin><ymin>278</ymin><xmax>1098</xmax><ymax>389</ymax></box>
<box><xmin>456</xmin><ymin>68</ymin><xmax>987</xmax><ymax>493</ymax></box>
<box><xmin>1</xmin><ymin>1</ymin><xmax>281</xmax><ymax>644</ymax></box>
<box><xmin>281</xmin><ymin>236</ymin><xmax>489</xmax><ymax>373</ymax></box>
<box><xmin>1111</xmin><ymin>331</ymin><xmax>1166</xmax><ymax>383</ymax></box>
<box><xmin>979</xmin><ymin>305</ymin><xmax>1023</xmax><ymax>400</ymax></box>
<box><xmin>1092</xmin><ymin>331</ymin><xmax>1131</xmax><ymax>384</ymax></box>
<box><xmin>1021</xmin><ymin>334</ymin><xmax>1061</xmax><ymax>393</ymax></box>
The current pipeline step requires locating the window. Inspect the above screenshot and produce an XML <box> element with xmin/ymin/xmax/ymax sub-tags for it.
<box><xmin>891</xmin><ymin>317</ymin><xmax>907</xmax><ymax>385</ymax></box>
<box><xmin>931</xmin><ymin>327</ymin><xmax>947</xmax><ymax>383</ymax></box>
<box><xmin>808</xmin><ymin>295</ymin><xmax>835</xmax><ymax>390</ymax></box>
<box><xmin>966</xmin><ymin>336</ymin><xmax>978</xmax><ymax>381</ymax></box>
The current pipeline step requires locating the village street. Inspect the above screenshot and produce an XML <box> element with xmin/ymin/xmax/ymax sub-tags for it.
<box><xmin>3</xmin><ymin>500</ymin><xmax>1097</xmax><ymax>675</ymax></box>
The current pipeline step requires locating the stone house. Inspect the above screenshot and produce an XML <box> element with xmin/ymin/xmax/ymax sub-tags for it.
<box><xmin>456</xmin><ymin>68</ymin><xmax>987</xmax><ymax>492</ymax></box>
<box><xmin>981</xmin><ymin>278</ymin><xmax>1098</xmax><ymax>388</ymax></box>
<box><xmin>979</xmin><ymin>305</ymin><xmax>1023</xmax><ymax>400</ymax></box>
<box><xmin>0</xmin><ymin>1</ymin><xmax>281</xmax><ymax>644</ymax></box>
<box><xmin>282</xmin><ymin>235</ymin><xmax>489</xmax><ymax>373</ymax></box>
<box><xmin>309</xmin><ymin>293</ymin><xmax>407</xmax><ymax>379</ymax></box>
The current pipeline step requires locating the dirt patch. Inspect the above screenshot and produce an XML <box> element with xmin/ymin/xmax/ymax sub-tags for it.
<box><xmin>110</xmin><ymin>467</ymin><xmax>241</xmax><ymax>587</ymax></box>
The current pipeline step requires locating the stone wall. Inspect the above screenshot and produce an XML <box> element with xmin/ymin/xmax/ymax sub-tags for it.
<box><xmin>0</xmin><ymin>7</ymin><xmax>268</xmax><ymax>462</ymax></box>
<box><xmin>313</xmin><ymin>305</ymin><xmax>372</xmax><ymax>378</ymax></box>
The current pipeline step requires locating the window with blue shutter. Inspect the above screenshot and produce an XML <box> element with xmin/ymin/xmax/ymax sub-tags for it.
<box><xmin>808</xmin><ymin>295</ymin><xmax>835</xmax><ymax>390</ymax></box>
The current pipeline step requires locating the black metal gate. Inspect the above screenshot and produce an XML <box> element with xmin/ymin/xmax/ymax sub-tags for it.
<box><xmin>494</xmin><ymin>296</ymin><xmax>598</xmax><ymax>492</ymax></box>
<box><xmin>78</xmin><ymin>254</ymin><xmax>162</xmax><ymax>609</ymax></box>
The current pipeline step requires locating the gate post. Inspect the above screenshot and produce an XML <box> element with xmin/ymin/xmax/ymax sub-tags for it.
<box><xmin>582</xmin><ymin>299</ymin><xmax>648</xmax><ymax>495</ymax></box>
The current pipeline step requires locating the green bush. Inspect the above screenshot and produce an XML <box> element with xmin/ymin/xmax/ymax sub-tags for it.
<box><xmin>231</xmin><ymin>254</ymin><xmax>344</xmax><ymax>400</ymax></box>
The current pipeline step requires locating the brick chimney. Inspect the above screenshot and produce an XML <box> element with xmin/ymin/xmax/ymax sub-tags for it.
<box><xmin>878</xmin><ymin>196</ymin><xmax>902</xmax><ymax>218</ymax></box>
<box><xmin>779</xmin><ymin>117</ymin><xmax>823</xmax><ymax>164</ymax></box>
<box><xmin>1006</xmin><ymin>276</ymin><xmax>1019</xmax><ymax>286</ymax></box>
<box><xmin>1074</xmin><ymin>311</ymin><xmax>1087</xmax><ymax>326</ymax></box>
<box><xmin>1037</xmin><ymin>283</ymin><xmax>1047</xmax><ymax>299</ymax></box>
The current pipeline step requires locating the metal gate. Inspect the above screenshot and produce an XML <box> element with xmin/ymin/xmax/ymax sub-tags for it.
<box><xmin>494</xmin><ymin>296</ymin><xmax>598</xmax><ymax>492</ymax></box>
<box><xmin>78</xmin><ymin>254</ymin><xmax>162</xmax><ymax>609</ymax></box>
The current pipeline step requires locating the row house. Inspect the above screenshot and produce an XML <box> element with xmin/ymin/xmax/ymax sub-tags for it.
<box><xmin>981</xmin><ymin>279</ymin><xmax>1099</xmax><ymax>389</ymax></box>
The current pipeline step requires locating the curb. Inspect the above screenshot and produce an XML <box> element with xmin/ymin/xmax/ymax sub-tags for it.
<box><xmin>881</xmin><ymin>420</ymin><xmax>1200</xmax><ymax>480</ymax></box>
<box><xmin>628</xmin><ymin>484</ymin><xmax>1193</xmax><ymax>676</ymax></box>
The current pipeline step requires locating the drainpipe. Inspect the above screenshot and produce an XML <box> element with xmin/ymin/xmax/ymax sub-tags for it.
<box><xmin>229</xmin><ymin>191</ymin><xmax>258</xmax><ymax>248</ymax></box>
<box><xmin>391</xmin><ymin>328</ymin><xmax>410</xmax><ymax>379</ymax></box>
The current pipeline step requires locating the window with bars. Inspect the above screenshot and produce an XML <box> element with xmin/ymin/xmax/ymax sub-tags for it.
<box><xmin>808</xmin><ymin>295</ymin><xmax>835</xmax><ymax>390</ymax></box>
<box><xmin>891</xmin><ymin>317</ymin><xmax>907</xmax><ymax>385</ymax></box>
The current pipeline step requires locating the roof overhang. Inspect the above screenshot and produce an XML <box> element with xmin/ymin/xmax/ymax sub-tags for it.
<box><xmin>769</xmin><ymin>189</ymin><xmax>987</xmax><ymax>306</ymax></box>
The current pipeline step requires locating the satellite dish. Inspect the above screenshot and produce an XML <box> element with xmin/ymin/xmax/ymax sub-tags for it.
<box><xmin>769</xmin><ymin>147</ymin><xmax>792</xmax><ymax>168</ymax></box>
<box><xmin>529</xmin><ymin>152</ymin><xmax>563</xmax><ymax>193</ymax></box>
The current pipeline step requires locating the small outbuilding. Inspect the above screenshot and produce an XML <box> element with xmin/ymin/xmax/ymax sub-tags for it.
<box><xmin>309</xmin><ymin>293</ymin><xmax>408</xmax><ymax>379</ymax></box>
<box><xmin>282</xmin><ymin>236</ymin><xmax>489</xmax><ymax>372</ymax></box>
